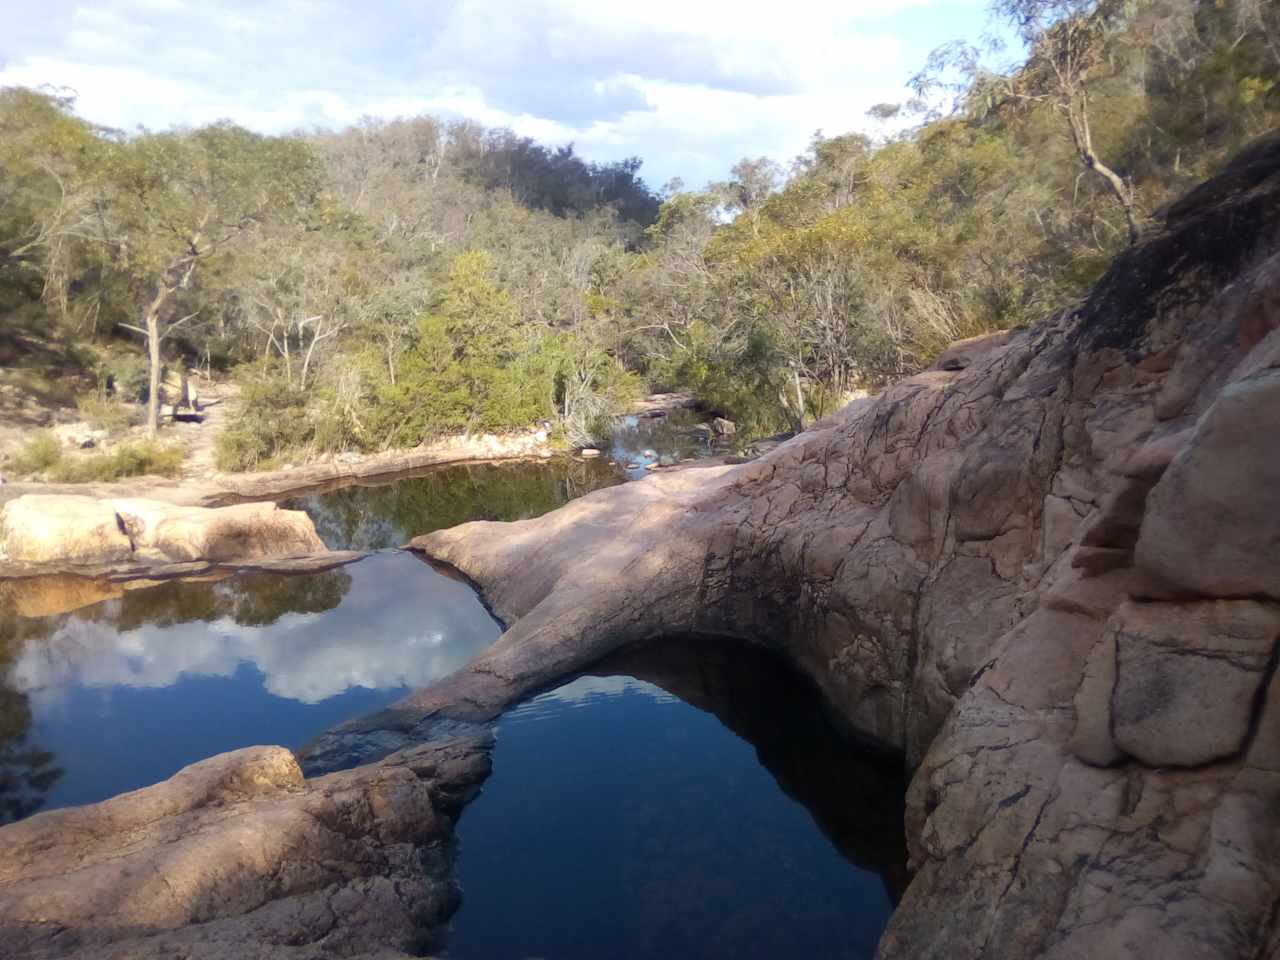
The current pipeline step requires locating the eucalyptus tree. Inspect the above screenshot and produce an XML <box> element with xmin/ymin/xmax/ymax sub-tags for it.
<box><xmin>106</xmin><ymin>123</ymin><xmax>320</xmax><ymax>433</ymax></box>
<box><xmin>993</xmin><ymin>0</ymin><xmax>1141</xmax><ymax>243</ymax></box>
<box><xmin>0</xmin><ymin>87</ymin><xmax>109</xmax><ymax>326</ymax></box>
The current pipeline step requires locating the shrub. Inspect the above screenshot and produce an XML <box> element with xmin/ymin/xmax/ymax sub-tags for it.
<box><xmin>214</xmin><ymin>362</ymin><xmax>313</xmax><ymax>472</ymax></box>
<box><xmin>46</xmin><ymin>440</ymin><xmax>184</xmax><ymax>482</ymax></box>
<box><xmin>7</xmin><ymin>431</ymin><xmax>63</xmax><ymax>477</ymax></box>
<box><xmin>75</xmin><ymin>393</ymin><xmax>133</xmax><ymax>434</ymax></box>
<box><xmin>102</xmin><ymin>353</ymin><xmax>150</xmax><ymax>404</ymax></box>
<box><xmin>3</xmin><ymin>432</ymin><xmax>181</xmax><ymax>482</ymax></box>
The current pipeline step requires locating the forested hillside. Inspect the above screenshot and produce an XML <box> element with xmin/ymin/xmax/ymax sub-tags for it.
<box><xmin>1</xmin><ymin>0</ymin><xmax>1276</xmax><ymax>472</ymax></box>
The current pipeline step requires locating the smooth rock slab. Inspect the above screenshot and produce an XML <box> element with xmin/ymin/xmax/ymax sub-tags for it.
<box><xmin>0</xmin><ymin>495</ymin><xmax>132</xmax><ymax>564</ymax></box>
<box><xmin>0</xmin><ymin>495</ymin><xmax>325</xmax><ymax>567</ymax></box>
<box><xmin>0</xmin><ymin>736</ymin><xmax>492</xmax><ymax>960</ymax></box>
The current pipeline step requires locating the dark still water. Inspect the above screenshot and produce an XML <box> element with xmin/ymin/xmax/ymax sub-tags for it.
<box><xmin>281</xmin><ymin>410</ymin><xmax>729</xmax><ymax>550</ymax></box>
<box><xmin>282</xmin><ymin>458</ymin><xmax>623</xmax><ymax>550</ymax></box>
<box><xmin>0</xmin><ymin>551</ymin><xmax>499</xmax><ymax>820</ymax></box>
<box><xmin>447</xmin><ymin>639</ymin><xmax>907</xmax><ymax>960</ymax></box>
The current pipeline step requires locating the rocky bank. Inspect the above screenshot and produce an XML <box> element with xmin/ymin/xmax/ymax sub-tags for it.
<box><xmin>393</xmin><ymin>132</ymin><xmax>1280</xmax><ymax>957</ymax></box>
<box><xmin>0</xmin><ymin>736</ymin><xmax>492</xmax><ymax>959</ymax></box>
<box><xmin>1</xmin><ymin>134</ymin><xmax>1278</xmax><ymax>958</ymax></box>
<box><xmin>0</xmin><ymin>427</ymin><xmax>556</xmax><ymax>511</ymax></box>
<box><xmin>0</xmin><ymin>494</ymin><xmax>325</xmax><ymax>566</ymax></box>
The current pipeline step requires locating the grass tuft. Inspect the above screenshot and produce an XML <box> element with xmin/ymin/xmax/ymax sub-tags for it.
<box><xmin>6</xmin><ymin>432</ymin><xmax>184</xmax><ymax>482</ymax></box>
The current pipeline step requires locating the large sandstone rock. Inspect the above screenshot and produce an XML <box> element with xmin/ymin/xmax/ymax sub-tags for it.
<box><xmin>113</xmin><ymin>498</ymin><xmax>325</xmax><ymax>561</ymax></box>
<box><xmin>0</xmin><ymin>495</ymin><xmax>324</xmax><ymax>566</ymax></box>
<box><xmin>0</xmin><ymin>735</ymin><xmax>492</xmax><ymax>959</ymax></box>
<box><xmin>0</xmin><ymin>495</ymin><xmax>133</xmax><ymax>564</ymax></box>
<box><xmin>329</xmin><ymin>131</ymin><xmax>1280</xmax><ymax>959</ymax></box>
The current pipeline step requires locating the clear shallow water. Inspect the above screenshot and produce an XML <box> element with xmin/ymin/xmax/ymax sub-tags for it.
<box><xmin>0</xmin><ymin>551</ymin><xmax>499</xmax><ymax>820</ymax></box>
<box><xmin>609</xmin><ymin>409</ymin><xmax>733</xmax><ymax>479</ymax></box>
<box><xmin>447</xmin><ymin>639</ymin><xmax>907</xmax><ymax>960</ymax></box>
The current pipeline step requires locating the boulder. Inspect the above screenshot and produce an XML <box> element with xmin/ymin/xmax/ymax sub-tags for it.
<box><xmin>0</xmin><ymin>495</ymin><xmax>325</xmax><ymax>567</ymax></box>
<box><xmin>0</xmin><ymin>495</ymin><xmax>133</xmax><ymax>564</ymax></box>
<box><xmin>0</xmin><ymin>735</ymin><xmax>493</xmax><ymax>960</ymax></box>
<box><xmin>119</xmin><ymin>500</ymin><xmax>325</xmax><ymax>562</ymax></box>
<box><xmin>711</xmin><ymin>416</ymin><xmax>736</xmax><ymax>436</ymax></box>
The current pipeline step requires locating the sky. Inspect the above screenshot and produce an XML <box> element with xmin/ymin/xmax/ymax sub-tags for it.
<box><xmin>0</xmin><ymin>0</ymin><xmax>997</xmax><ymax>191</ymax></box>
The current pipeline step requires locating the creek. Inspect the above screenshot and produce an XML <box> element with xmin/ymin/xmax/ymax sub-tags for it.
<box><xmin>0</xmin><ymin>412</ymin><xmax>904</xmax><ymax>957</ymax></box>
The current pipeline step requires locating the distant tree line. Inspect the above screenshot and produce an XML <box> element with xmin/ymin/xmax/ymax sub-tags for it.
<box><xmin>1</xmin><ymin>0</ymin><xmax>1276</xmax><ymax>466</ymax></box>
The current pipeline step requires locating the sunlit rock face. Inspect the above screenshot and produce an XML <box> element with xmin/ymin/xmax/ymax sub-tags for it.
<box><xmin>397</xmin><ymin>131</ymin><xmax>1280</xmax><ymax>959</ymax></box>
<box><xmin>0</xmin><ymin>735</ymin><xmax>493</xmax><ymax>960</ymax></box>
<box><xmin>0</xmin><ymin>496</ymin><xmax>324</xmax><ymax>566</ymax></box>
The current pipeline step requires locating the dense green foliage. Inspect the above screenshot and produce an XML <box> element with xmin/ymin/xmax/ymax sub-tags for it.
<box><xmin>2</xmin><ymin>0</ymin><xmax>1277</xmax><ymax>465</ymax></box>
<box><xmin>606</xmin><ymin>0</ymin><xmax>1280</xmax><ymax>430</ymax></box>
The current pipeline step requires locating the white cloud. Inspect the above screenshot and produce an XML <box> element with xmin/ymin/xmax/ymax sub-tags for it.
<box><xmin>0</xmin><ymin>0</ymin><xmax>992</xmax><ymax>186</ymax></box>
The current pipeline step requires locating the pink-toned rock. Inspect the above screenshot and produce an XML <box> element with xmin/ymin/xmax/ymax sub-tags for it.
<box><xmin>136</xmin><ymin>500</ymin><xmax>324</xmax><ymax>561</ymax></box>
<box><xmin>1111</xmin><ymin>600</ymin><xmax>1280</xmax><ymax>767</ymax></box>
<box><xmin>1136</xmin><ymin>368</ymin><xmax>1280</xmax><ymax>600</ymax></box>
<box><xmin>381</xmin><ymin>132</ymin><xmax>1280</xmax><ymax>960</ymax></box>
<box><xmin>0</xmin><ymin>736</ymin><xmax>492</xmax><ymax>959</ymax></box>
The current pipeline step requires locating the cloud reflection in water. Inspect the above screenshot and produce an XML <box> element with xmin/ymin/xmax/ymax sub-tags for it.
<box><xmin>2</xmin><ymin>551</ymin><xmax>501</xmax><ymax>813</ymax></box>
<box><xmin>13</xmin><ymin>553</ymin><xmax>500</xmax><ymax>706</ymax></box>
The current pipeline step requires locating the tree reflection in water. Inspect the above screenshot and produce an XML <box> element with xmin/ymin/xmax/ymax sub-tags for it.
<box><xmin>0</xmin><ymin>608</ymin><xmax>64</xmax><ymax>824</ymax></box>
<box><xmin>0</xmin><ymin>680</ymin><xmax>63</xmax><ymax>824</ymax></box>
<box><xmin>283</xmin><ymin>458</ymin><xmax>624</xmax><ymax>550</ymax></box>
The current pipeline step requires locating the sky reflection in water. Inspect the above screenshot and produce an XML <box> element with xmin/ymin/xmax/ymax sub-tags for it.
<box><xmin>1</xmin><ymin>551</ymin><xmax>499</xmax><ymax>815</ymax></box>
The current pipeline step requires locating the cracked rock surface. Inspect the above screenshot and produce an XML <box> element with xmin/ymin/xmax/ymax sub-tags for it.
<box><xmin>0</xmin><ymin>735</ymin><xmax>492</xmax><ymax>959</ymax></box>
<box><xmin>382</xmin><ymin>132</ymin><xmax>1280</xmax><ymax>958</ymax></box>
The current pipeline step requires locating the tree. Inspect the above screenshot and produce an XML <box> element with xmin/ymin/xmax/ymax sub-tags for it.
<box><xmin>107</xmin><ymin>124</ymin><xmax>319</xmax><ymax>433</ymax></box>
<box><xmin>714</xmin><ymin>157</ymin><xmax>783</xmax><ymax>238</ymax></box>
<box><xmin>992</xmin><ymin>0</ymin><xmax>1142</xmax><ymax>243</ymax></box>
<box><xmin>0</xmin><ymin>87</ymin><xmax>109</xmax><ymax>324</ymax></box>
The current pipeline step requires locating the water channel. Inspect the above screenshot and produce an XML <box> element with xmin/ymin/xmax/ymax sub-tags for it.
<box><xmin>0</xmin><ymin>412</ymin><xmax>906</xmax><ymax>957</ymax></box>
